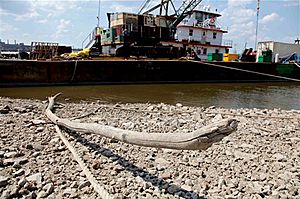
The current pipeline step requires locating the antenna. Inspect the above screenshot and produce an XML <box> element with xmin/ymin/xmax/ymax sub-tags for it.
<box><xmin>97</xmin><ymin>0</ymin><xmax>101</xmax><ymax>27</ymax></box>
<box><xmin>255</xmin><ymin>0</ymin><xmax>260</xmax><ymax>51</ymax></box>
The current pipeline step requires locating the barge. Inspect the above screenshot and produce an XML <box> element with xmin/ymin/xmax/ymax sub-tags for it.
<box><xmin>1</xmin><ymin>59</ymin><xmax>299</xmax><ymax>87</ymax></box>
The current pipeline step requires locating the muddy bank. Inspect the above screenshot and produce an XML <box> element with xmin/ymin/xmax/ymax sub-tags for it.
<box><xmin>0</xmin><ymin>97</ymin><xmax>299</xmax><ymax>198</ymax></box>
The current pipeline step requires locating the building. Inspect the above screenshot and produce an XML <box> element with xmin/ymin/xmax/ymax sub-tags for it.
<box><xmin>0</xmin><ymin>39</ymin><xmax>31</xmax><ymax>52</ymax></box>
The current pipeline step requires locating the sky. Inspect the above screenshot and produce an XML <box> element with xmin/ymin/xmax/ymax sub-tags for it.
<box><xmin>0</xmin><ymin>0</ymin><xmax>299</xmax><ymax>53</ymax></box>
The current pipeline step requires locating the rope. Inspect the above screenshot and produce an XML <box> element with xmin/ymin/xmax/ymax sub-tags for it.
<box><xmin>70</xmin><ymin>60</ymin><xmax>78</xmax><ymax>82</ymax></box>
<box><xmin>54</xmin><ymin>125</ymin><xmax>114</xmax><ymax>199</ymax></box>
<box><xmin>188</xmin><ymin>60</ymin><xmax>300</xmax><ymax>82</ymax></box>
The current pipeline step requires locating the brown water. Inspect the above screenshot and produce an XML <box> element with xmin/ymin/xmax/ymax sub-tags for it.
<box><xmin>1</xmin><ymin>83</ymin><xmax>300</xmax><ymax>110</ymax></box>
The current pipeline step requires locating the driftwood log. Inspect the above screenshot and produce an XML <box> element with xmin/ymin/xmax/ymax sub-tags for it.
<box><xmin>46</xmin><ymin>93</ymin><xmax>238</xmax><ymax>150</ymax></box>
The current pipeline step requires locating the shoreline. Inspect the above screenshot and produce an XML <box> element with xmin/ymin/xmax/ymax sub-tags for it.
<box><xmin>0</xmin><ymin>97</ymin><xmax>299</xmax><ymax>198</ymax></box>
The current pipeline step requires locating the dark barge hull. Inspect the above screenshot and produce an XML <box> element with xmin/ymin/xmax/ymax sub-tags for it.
<box><xmin>0</xmin><ymin>59</ymin><xmax>299</xmax><ymax>87</ymax></box>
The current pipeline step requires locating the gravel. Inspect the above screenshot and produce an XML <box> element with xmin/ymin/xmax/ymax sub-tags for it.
<box><xmin>0</xmin><ymin>97</ymin><xmax>299</xmax><ymax>198</ymax></box>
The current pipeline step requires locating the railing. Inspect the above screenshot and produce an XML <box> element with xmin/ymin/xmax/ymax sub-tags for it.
<box><xmin>82</xmin><ymin>27</ymin><xmax>97</xmax><ymax>49</ymax></box>
<box><xmin>223</xmin><ymin>40</ymin><xmax>233</xmax><ymax>47</ymax></box>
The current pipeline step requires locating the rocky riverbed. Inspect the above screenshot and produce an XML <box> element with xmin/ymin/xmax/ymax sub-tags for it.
<box><xmin>0</xmin><ymin>96</ymin><xmax>299</xmax><ymax>199</ymax></box>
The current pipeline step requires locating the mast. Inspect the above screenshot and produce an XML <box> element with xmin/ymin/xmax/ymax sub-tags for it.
<box><xmin>97</xmin><ymin>0</ymin><xmax>101</xmax><ymax>27</ymax></box>
<box><xmin>255</xmin><ymin>0</ymin><xmax>260</xmax><ymax>51</ymax></box>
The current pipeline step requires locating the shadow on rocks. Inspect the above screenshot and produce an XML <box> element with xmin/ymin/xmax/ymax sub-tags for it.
<box><xmin>66</xmin><ymin>129</ymin><xmax>201</xmax><ymax>199</ymax></box>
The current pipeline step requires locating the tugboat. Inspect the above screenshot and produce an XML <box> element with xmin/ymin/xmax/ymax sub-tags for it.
<box><xmin>85</xmin><ymin>0</ymin><xmax>235</xmax><ymax>61</ymax></box>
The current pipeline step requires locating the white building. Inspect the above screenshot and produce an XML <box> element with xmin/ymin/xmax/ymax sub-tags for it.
<box><xmin>167</xmin><ymin>8</ymin><xmax>232</xmax><ymax>60</ymax></box>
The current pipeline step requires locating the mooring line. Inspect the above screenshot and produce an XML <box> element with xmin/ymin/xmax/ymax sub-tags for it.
<box><xmin>294</xmin><ymin>62</ymin><xmax>300</xmax><ymax>68</ymax></box>
<box><xmin>189</xmin><ymin>60</ymin><xmax>300</xmax><ymax>82</ymax></box>
<box><xmin>54</xmin><ymin>125</ymin><xmax>114</xmax><ymax>199</ymax></box>
<box><xmin>70</xmin><ymin>60</ymin><xmax>78</xmax><ymax>82</ymax></box>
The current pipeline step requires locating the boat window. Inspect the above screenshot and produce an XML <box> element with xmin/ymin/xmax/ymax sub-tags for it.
<box><xmin>203</xmin><ymin>48</ymin><xmax>207</xmax><ymax>55</ymax></box>
<box><xmin>189</xmin><ymin>29</ymin><xmax>193</xmax><ymax>36</ymax></box>
<box><xmin>203</xmin><ymin>31</ymin><xmax>206</xmax><ymax>36</ymax></box>
<box><xmin>213</xmin><ymin>32</ymin><xmax>217</xmax><ymax>39</ymax></box>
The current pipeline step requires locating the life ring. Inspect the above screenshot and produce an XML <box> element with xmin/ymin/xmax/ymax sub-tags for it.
<box><xmin>210</xmin><ymin>18</ymin><xmax>215</xmax><ymax>24</ymax></box>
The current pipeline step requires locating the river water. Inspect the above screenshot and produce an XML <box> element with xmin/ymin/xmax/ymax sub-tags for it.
<box><xmin>1</xmin><ymin>83</ymin><xmax>300</xmax><ymax>110</ymax></box>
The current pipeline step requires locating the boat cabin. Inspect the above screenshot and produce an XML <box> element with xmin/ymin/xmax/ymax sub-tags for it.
<box><xmin>175</xmin><ymin>8</ymin><xmax>232</xmax><ymax>60</ymax></box>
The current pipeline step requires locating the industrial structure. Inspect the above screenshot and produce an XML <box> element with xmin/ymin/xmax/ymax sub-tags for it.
<box><xmin>84</xmin><ymin>0</ymin><xmax>232</xmax><ymax>59</ymax></box>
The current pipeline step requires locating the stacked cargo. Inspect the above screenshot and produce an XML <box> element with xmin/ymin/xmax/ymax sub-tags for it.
<box><xmin>101</xmin><ymin>12</ymin><xmax>173</xmax><ymax>47</ymax></box>
<box><xmin>258</xmin><ymin>49</ymin><xmax>272</xmax><ymax>62</ymax></box>
<box><xmin>223</xmin><ymin>53</ymin><xmax>238</xmax><ymax>62</ymax></box>
<box><xmin>208</xmin><ymin>53</ymin><xmax>223</xmax><ymax>61</ymax></box>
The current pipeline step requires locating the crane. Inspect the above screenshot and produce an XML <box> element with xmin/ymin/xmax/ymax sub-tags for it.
<box><xmin>139</xmin><ymin>0</ymin><xmax>203</xmax><ymax>29</ymax></box>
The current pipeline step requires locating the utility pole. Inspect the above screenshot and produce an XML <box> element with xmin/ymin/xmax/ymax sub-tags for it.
<box><xmin>255</xmin><ymin>0</ymin><xmax>260</xmax><ymax>51</ymax></box>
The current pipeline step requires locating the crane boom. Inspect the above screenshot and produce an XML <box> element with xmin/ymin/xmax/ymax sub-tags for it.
<box><xmin>138</xmin><ymin>0</ymin><xmax>152</xmax><ymax>14</ymax></box>
<box><xmin>140</xmin><ymin>0</ymin><xmax>203</xmax><ymax>32</ymax></box>
<box><xmin>171</xmin><ymin>0</ymin><xmax>203</xmax><ymax>28</ymax></box>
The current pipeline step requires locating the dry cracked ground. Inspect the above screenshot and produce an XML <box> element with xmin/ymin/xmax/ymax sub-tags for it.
<box><xmin>0</xmin><ymin>97</ymin><xmax>299</xmax><ymax>199</ymax></box>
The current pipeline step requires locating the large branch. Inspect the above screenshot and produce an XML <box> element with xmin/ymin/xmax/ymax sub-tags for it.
<box><xmin>45</xmin><ymin>93</ymin><xmax>238</xmax><ymax>150</ymax></box>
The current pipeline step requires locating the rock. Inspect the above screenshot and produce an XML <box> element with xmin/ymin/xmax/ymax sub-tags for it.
<box><xmin>1</xmin><ymin>190</ymin><xmax>11</xmax><ymax>199</ymax></box>
<box><xmin>117</xmin><ymin>178</ymin><xmax>126</xmax><ymax>187</ymax></box>
<box><xmin>24</xmin><ymin>181</ymin><xmax>37</xmax><ymax>191</ymax></box>
<box><xmin>70</xmin><ymin>181</ymin><xmax>77</xmax><ymax>188</ymax></box>
<box><xmin>37</xmin><ymin>190</ymin><xmax>48</xmax><ymax>198</ymax></box>
<box><xmin>190</xmin><ymin>192</ymin><xmax>200</xmax><ymax>199</ymax></box>
<box><xmin>24</xmin><ymin>192</ymin><xmax>37</xmax><ymax>199</ymax></box>
<box><xmin>176</xmin><ymin>103</ymin><xmax>183</xmax><ymax>108</ymax></box>
<box><xmin>0</xmin><ymin>150</ymin><xmax>5</xmax><ymax>157</ymax></box>
<box><xmin>4</xmin><ymin>151</ymin><xmax>18</xmax><ymax>158</ymax></box>
<box><xmin>26</xmin><ymin>144</ymin><xmax>34</xmax><ymax>150</ymax></box>
<box><xmin>272</xmin><ymin>153</ymin><xmax>287</xmax><ymax>162</ymax></box>
<box><xmin>240</xmin><ymin>143</ymin><xmax>255</xmax><ymax>149</ymax></box>
<box><xmin>160</xmin><ymin>172</ymin><xmax>171</xmax><ymax>179</ymax></box>
<box><xmin>155</xmin><ymin>157</ymin><xmax>169</xmax><ymax>167</ymax></box>
<box><xmin>18</xmin><ymin>177</ymin><xmax>27</xmax><ymax>188</ymax></box>
<box><xmin>63</xmin><ymin>187</ymin><xmax>76</xmax><ymax>196</ymax></box>
<box><xmin>0</xmin><ymin>105</ymin><xmax>10</xmax><ymax>114</ymax></box>
<box><xmin>33</xmin><ymin>144</ymin><xmax>44</xmax><ymax>151</ymax></box>
<box><xmin>0</xmin><ymin>175</ymin><xmax>9</xmax><ymax>187</ymax></box>
<box><xmin>43</xmin><ymin>183</ymin><xmax>54</xmax><ymax>195</ymax></box>
<box><xmin>14</xmin><ymin>107</ymin><xmax>27</xmax><ymax>113</ymax></box>
<box><xmin>13</xmin><ymin>168</ymin><xmax>25</xmax><ymax>177</ymax></box>
<box><xmin>27</xmin><ymin>173</ymin><xmax>43</xmax><ymax>186</ymax></box>
<box><xmin>234</xmin><ymin>151</ymin><xmax>258</xmax><ymax>160</ymax></box>
<box><xmin>32</xmin><ymin>119</ymin><xmax>46</xmax><ymax>125</ymax></box>
<box><xmin>250</xmin><ymin>182</ymin><xmax>263</xmax><ymax>194</ymax></box>
<box><xmin>147</xmin><ymin>105</ymin><xmax>154</xmax><ymax>111</ymax></box>
<box><xmin>36</xmin><ymin>127</ymin><xmax>44</xmax><ymax>132</ymax></box>
<box><xmin>78</xmin><ymin>181</ymin><xmax>91</xmax><ymax>190</ymax></box>
<box><xmin>212</xmin><ymin>114</ymin><xmax>223</xmax><ymax>122</ymax></box>
<box><xmin>167</xmin><ymin>184</ymin><xmax>181</xmax><ymax>194</ymax></box>
<box><xmin>182</xmin><ymin>184</ymin><xmax>193</xmax><ymax>192</ymax></box>
<box><xmin>92</xmin><ymin>160</ymin><xmax>101</xmax><ymax>169</ymax></box>
<box><xmin>287</xmin><ymin>137</ymin><xmax>300</xmax><ymax>142</ymax></box>
<box><xmin>32</xmin><ymin>151</ymin><xmax>40</xmax><ymax>157</ymax></box>
<box><xmin>49</xmin><ymin>137</ymin><xmax>60</xmax><ymax>144</ymax></box>
<box><xmin>218</xmin><ymin>177</ymin><xmax>226</xmax><ymax>189</ymax></box>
